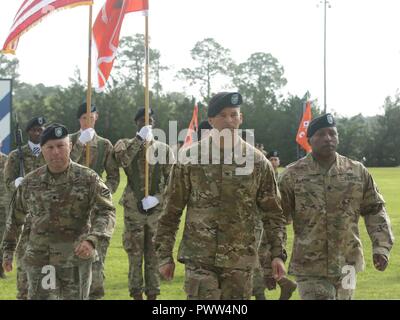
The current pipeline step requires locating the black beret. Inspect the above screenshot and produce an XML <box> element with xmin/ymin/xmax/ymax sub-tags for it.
<box><xmin>134</xmin><ymin>107</ymin><xmax>154</xmax><ymax>122</ymax></box>
<box><xmin>40</xmin><ymin>123</ymin><xmax>69</xmax><ymax>146</ymax></box>
<box><xmin>25</xmin><ymin>116</ymin><xmax>46</xmax><ymax>132</ymax></box>
<box><xmin>307</xmin><ymin>113</ymin><xmax>336</xmax><ymax>138</ymax></box>
<box><xmin>207</xmin><ymin>92</ymin><xmax>243</xmax><ymax>117</ymax></box>
<box><xmin>267</xmin><ymin>150</ymin><xmax>279</xmax><ymax>159</ymax></box>
<box><xmin>77</xmin><ymin>102</ymin><xmax>97</xmax><ymax>119</ymax></box>
<box><xmin>197</xmin><ymin>120</ymin><xmax>213</xmax><ymax>140</ymax></box>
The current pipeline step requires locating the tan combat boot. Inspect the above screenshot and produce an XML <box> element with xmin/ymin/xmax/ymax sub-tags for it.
<box><xmin>278</xmin><ymin>277</ymin><xmax>297</xmax><ymax>300</ymax></box>
<box><xmin>133</xmin><ymin>293</ymin><xmax>144</xmax><ymax>300</ymax></box>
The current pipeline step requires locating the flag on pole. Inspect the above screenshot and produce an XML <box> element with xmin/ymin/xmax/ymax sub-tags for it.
<box><xmin>93</xmin><ymin>0</ymin><xmax>149</xmax><ymax>92</ymax></box>
<box><xmin>296</xmin><ymin>101</ymin><xmax>312</xmax><ymax>153</ymax></box>
<box><xmin>183</xmin><ymin>104</ymin><xmax>199</xmax><ymax>147</ymax></box>
<box><xmin>2</xmin><ymin>0</ymin><xmax>93</xmax><ymax>54</ymax></box>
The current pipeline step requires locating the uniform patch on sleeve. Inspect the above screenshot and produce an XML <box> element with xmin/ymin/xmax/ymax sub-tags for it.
<box><xmin>101</xmin><ymin>187</ymin><xmax>111</xmax><ymax>198</ymax></box>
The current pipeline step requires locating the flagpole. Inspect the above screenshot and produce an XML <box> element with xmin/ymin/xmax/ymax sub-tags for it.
<box><xmin>85</xmin><ymin>3</ymin><xmax>93</xmax><ymax>167</ymax></box>
<box><xmin>144</xmin><ymin>12</ymin><xmax>150</xmax><ymax>197</ymax></box>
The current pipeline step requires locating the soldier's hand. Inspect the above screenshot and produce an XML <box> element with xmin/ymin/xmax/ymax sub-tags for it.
<box><xmin>75</xmin><ymin>240</ymin><xmax>95</xmax><ymax>259</ymax></box>
<box><xmin>137</xmin><ymin>125</ymin><xmax>153</xmax><ymax>142</ymax></box>
<box><xmin>79</xmin><ymin>128</ymin><xmax>96</xmax><ymax>144</ymax></box>
<box><xmin>14</xmin><ymin>177</ymin><xmax>24</xmax><ymax>188</ymax></box>
<box><xmin>159</xmin><ymin>262</ymin><xmax>175</xmax><ymax>281</ymax></box>
<box><xmin>373</xmin><ymin>254</ymin><xmax>388</xmax><ymax>271</ymax></box>
<box><xmin>272</xmin><ymin>257</ymin><xmax>286</xmax><ymax>281</ymax></box>
<box><xmin>264</xmin><ymin>276</ymin><xmax>277</xmax><ymax>290</ymax></box>
<box><xmin>2</xmin><ymin>260</ymin><xmax>13</xmax><ymax>273</ymax></box>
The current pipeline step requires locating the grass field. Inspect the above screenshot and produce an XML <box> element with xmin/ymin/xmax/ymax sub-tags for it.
<box><xmin>0</xmin><ymin>168</ymin><xmax>399</xmax><ymax>300</ymax></box>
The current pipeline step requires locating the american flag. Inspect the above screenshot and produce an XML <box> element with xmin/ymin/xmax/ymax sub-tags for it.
<box><xmin>2</xmin><ymin>0</ymin><xmax>93</xmax><ymax>54</ymax></box>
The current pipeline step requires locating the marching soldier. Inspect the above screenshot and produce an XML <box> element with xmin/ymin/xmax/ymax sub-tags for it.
<box><xmin>1</xmin><ymin>124</ymin><xmax>116</xmax><ymax>300</ymax></box>
<box><xmin>69</xmin><ymin>102</ymin><xmax>120</xmax><ymax>300</ymax></box>
<box><xmin>4</xmin><ymin>116</ymin><xmax>47</xmax><ymax>299</ymax></box>
<box><xmin>0</xmin><ymin>146</ymin><xmax>8</xmax><ymax>279</ymax></box>
<box><xmin>279</xmin><ymin>114</ymin><xmax>394</xmax><ymax>300</ymax></box>
<box><xmin>113</xmin><ymin>107</ymin><xmax>174</xmax><ymax>300</ymax></box>
<box><xmin>155</xmin><ymin>92</ymin><xmax>287</xmax><ymax>300</ymax></box>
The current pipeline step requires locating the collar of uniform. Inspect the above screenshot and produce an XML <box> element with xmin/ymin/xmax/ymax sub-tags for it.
<box><xmin>202</xmin><ymin>135</ymin><xmax>250</xmax><ymax>163</ymax></box>
<box><xmin>42</xmin><ymin>160</ymin><xmax>73</xmax><ymax>185</ymax></box>
<box><xmin>307</xmin><ymin>152</ymin><xmax>347</xmax><ymax>176</ymax></box>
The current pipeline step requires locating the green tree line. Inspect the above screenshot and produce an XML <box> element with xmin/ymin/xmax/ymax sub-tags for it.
<box><xmin>1</xmin><ymin>35</ymin><xmax>399</xmax><ymax>166</ymax></box>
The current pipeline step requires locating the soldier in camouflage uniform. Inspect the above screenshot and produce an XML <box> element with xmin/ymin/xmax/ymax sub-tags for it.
<box><xmin>113</xmin><ymin>107</ymin><xmax>174</xmax><ymax>300</ymax></box>
<box><xmin>253</xmin><ymin>150</ymin><xmax>297</xmax><ymax>300</ymax></box>
<box><xmin>69</xmin><ymin>102</ymin><xmax>120</xmax><ymax>300</ymax></box>
<box><xmin>279</xmin><ymin>114</ymin><xmax>394</xmax><ymax>300</ymax></box>
<box><xmin>0</xmin><ymin>148</ymin><xmax>9</xmax><ymax>279</ymax></box>
<box><xmin>2</xmin><ymin>124</ymin><xmax>116</xmax><ymax>300</ymax></box>
<box><xmin>4</xmin><ymin>116</ymin><xmax>47</xmax><ymax>299</ymax></box>
<box><xmin>155</xmin><ymin>92</ymin><xmax>287</xmax><ymax>300</ymax></box>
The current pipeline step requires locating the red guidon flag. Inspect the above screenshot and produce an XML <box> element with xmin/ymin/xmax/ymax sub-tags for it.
<box><xmin>93</xmin><ymin>0</ymin><xmax>149</xmax><ymax>92</ymax></box>
<box><xmin>183</xmin><ymin>104</ymin><xmax>199</xmax><ymax>147</ymax></box>
<box><xmin>2</xmin><ymin>0</ymin><xmax>93</xmax><ymax>54</ymax></box>
<box><xmin>296</xmin><ymin>101</ymin><xmax>312</xmax><ymax>153</ymax></box>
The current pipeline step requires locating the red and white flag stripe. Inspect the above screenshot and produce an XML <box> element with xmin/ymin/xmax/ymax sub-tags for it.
<box><xmin>2</xmin><ymin>0</ymin><xmax>92</xmax><ymax>54</ymax></box>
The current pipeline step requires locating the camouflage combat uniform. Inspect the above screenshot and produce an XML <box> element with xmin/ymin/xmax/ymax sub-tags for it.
<box><xmin>1</xmin><ymin>161</ymin><xmax>116</xmax><ymax>300</ymax></box>
<box><xmin>114</xmin><ymin>136</ymin><xmax>173</xmax><ymax>298</ymax></box>
<box><xmin>278</xmin><ymin>153</ymin><xmax>394</xmax><ymax>300</ymax></box>
<box><xmin>4</xmin><ymin>144</ymin><xmax>46</xmax><ymax>299</ymax></box>
<box><xmin>155</xmin><ymin>137</ymin><xmax>287</xmax><ymax>300</ymax></box>
<box><xmin>69</xmin><ymin>131</ymin><xmax>120</xmax><ymax>300</ymax></box>
<box><xmin>0</xmin><ymin>152</ymin><xmax>9</xmax><ymax>276</ymax></box>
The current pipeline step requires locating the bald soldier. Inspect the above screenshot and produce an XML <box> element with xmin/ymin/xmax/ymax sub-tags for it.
<box><xmin>155</xmin><ymin>92</ymin><xmax>287</xmax><ymax>300</ymax></box>
<box><xmin>113</xmin><ymin>107</ymin><xmax>174</xmax><ymax>300</ymax></box>
<box><xmin>2</xmin><ymin>124</ymin><xmax>116</xmax><ymax>300</ymax></box>
<box><xmin>70</xmin><ymin>102</ymin><xmax>120</xmax><ymax>300</ymax></box>
<box><xmin>4</xmin><ymin>116</ymin><xmax>47</xmax><ymax>299</ymax></box>
<box><xmin>278</xmin><ymin>114</ymin><xmax>394</xmax><ymax>300</ymax></box>
<box><xmin>0</xmin><ymin>146</ymin><xmax>9</xmax><ymax>279</ymax></box>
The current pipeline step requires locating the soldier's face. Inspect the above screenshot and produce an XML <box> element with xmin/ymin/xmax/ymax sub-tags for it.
<box><xmin>42</xmin><ymin>137</ymin><xmax>72</xmax><ymax>173</ymax></box>
<box><xmin>208</xmin><ymin>107</ymin><xmax>243</xmax><ymax>132</ymax></box>
<box><xmin>309</xmin><ymin>127</ymin><xmax>339</xmax><ymax>157</ymax></box>
<box><xmin>269</xmin><ymin>157</ymin><xmax>280</xmax><ymax>169</ymax></box>
<box><xmin>136</xmin><ymin>116</ymin><xmax>154</xmax><ymax>130</ymax></box>
<box><xmin>28</xmin><ymin>126</ymin><xmax>45</xmax><ymax>144</ymax></box>
<box><xmin>79</xmin><ymin>112</ymin><xmax>98</xmax><ymax>130</ymax></box>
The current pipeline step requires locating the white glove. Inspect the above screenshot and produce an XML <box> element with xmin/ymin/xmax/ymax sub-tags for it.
<box><xmin>141</xmin><ymin>196</ymin><xmax>160</xmax><ymax>211</ymax></box>
<box><xmin>137</xmin><ymin>125</ymin><xmax>153</xmax><ymax>142</ymax></box>
<box><xmin>15</xmin><ymin>177</ymin><xmax>24</xmax><ymax>188</ymax></box>
<box><xmin>79</xmin><ymin>128</ymin><xmax>96</xmax><ymax>144</ymax></box>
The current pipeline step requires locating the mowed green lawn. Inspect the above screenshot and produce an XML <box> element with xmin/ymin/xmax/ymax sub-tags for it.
<box><xmin>0</xmin><ymin>168</ymin><xmax>399</xmax><ymax>300</ymax></box>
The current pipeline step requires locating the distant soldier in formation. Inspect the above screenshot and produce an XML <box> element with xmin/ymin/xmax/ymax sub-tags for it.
<box><xmin>267</xmin><ymin>150</ymin><xmax>280</xmax><ymax>178</ymax></box>
<box><xmin>1</xmin><ymin>124</ymin><xmax>116</xmax><ymax>300</ymax></box>
<box><xmin>279</xmin><ymin>114</ymin><xmax>394</xmax><ymax>300</ymax></box>
<box><xmin>113</xmin><ymin>107</ymin><xmax>174</xmax><ymax>300</ymax></box>
<box><xmin>0</xmin><ymin>144</ymin><xmax>9</xmax><ymax>279</ymax></box>
<box><xmin>69</xmin><ymin>102</ymin><xmax>120</xmax><ymax>300</ymax></box>
<box><xmin>4</xmin><ymin>116</ymin><xmax>47</xmax><ymax>299</ymax></box>
<box><xmin>155</xmin><ymin>92</ymin><xmax>287</xmax><ymax>300</ymax></box>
